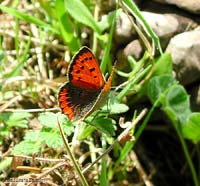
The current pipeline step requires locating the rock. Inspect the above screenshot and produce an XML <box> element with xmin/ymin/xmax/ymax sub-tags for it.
<box><xmin>114</xmin><ymin>12</ymin><xmax>136</xmax><ymax>45</ymax></box>
<box><xmin>141</xmin><ymin>11</ymin><xmax>179</xmax><ymax>48</ymax></box>
<box><xmin>166</xmin><ymin>27</ymin><xmax>200</xmax><ymax>85</ymax></box>
<box><xmin>141</xmin><ymin>11</ymin><xmax>197</xmax><ymax>48</ymax></box>
<box><xmin>153</xmin><ymin>0</ymin><xmax>200</xmax><ymax>14</ymax></box>
<box><xmin>124</xmin><ymin>40</ymin><xmax>143</xmax><ymax>60</ymax></box>
<box><xmin>116</xmin><ymin>40</ymin><xmax>143</xmax><ymax>71</ymax></box>
<box><xmin>189</xmin><ymin>84</ymin><xmax>200</xmax><ymax>111</ymax></box>
<box><xmin>142</xmin><ymin>11</ymin><xmax>179</xmax><ymax>37</ymax></box>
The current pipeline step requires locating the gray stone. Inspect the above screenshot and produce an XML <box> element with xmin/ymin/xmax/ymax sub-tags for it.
<box><xmin>166</xmin><ymin>28</ymin><xmax>200</xmax><ymax>85</ymax></box>
<box><xmin>153</xmin><ymin>0</ymin><xmax>200</xmax><ymax>14</ymax></box>
<box><xmin>189</xmin><ymin>84</ymin><xmax>200</xmax><ymax>111</ymax></box>
<box><xmin>116</xmin><ymin>40</ymin><xmax>143</xmax><ymax>71</ymax></box>
<box><xmin>141</xmin><ymin>11</ymin><xmax>197</xmax><ymax>48</ymax></box>
<box><xmin>114</xmin><ymin>12</ymin><xmax>136</xmax><ymax>45</ymax></box>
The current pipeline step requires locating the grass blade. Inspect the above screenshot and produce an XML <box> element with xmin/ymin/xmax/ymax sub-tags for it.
<box><xmin>122</xmin><ymin>0</ymin><xmax>163</xmax><ymax>55</ymax></box>
<box><xmin>65</xmin><ymin>0</ymin><xmax>102</xmax><ymax>34</ymax></box>
<box><xmin>56</xmin><ymin>0</ymin><xmax>80</xmax><ymax>52</ymax></box>
<box><xmin>0</xmin><ymin>4</ymin><xmax>57</xmax><ymax>34</ymax></box>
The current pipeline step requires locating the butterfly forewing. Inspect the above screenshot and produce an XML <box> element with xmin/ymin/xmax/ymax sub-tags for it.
<box><xmin>68</xmin><ymin>47</ymin><xmax>104</xmax><ymax>91</ymax></box>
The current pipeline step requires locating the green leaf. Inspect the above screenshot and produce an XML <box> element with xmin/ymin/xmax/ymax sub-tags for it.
<box><xmin>62</xmin><ymin>118</ymin><xmax>74</xmax><ymax>136</ymax></box>
<box><xmin>38</xmin><ymin>112</ymin><xmax>74</xmax><ymax>135</ymax></box>
<box><xmin>38</xmin><ymin>112</ymin><xmax>58</xmax><ymax>128</ymax></box>
<box><xmin>102</xmin><ymin>94</ymin><xmax>129</xmax><ymax>114</ymax></box>
<box><xmin>182</xmin><ymin>113</ymin><xmax>200</xmax><ymax>142</ymax></box>
<box><xmin>39</xmin><ymin>131</ymin><xmax>63</xmax><ymax>148</ymax></box>
<box><xmin>163</xmin><ymin>106</ymin><xmax>179</xmax><ymax>125</ymax></box>
<box><xmin>12</xmin><ymin>141</ymin><xmax>41</xmax><ymax>155</ymax></box>
<box><xmin>152</xmin><ymin>53</ymin><xmax>173</xmax><ymax>76</ymax></box>
<box><xmin>55</xmin><ymin>0</ymin><xmax>79</xmax><ymax>52</ymax></box>
<box><xmin>0</xmin><ymin>4</ymin><xmax>57</xmax><ymax>33</ymax></box>
<box><xmin>38</xmin><ymin>0</ymin><xmax>56</xmax><ymax>19</ymax></box>
<box><xmin>110</xmin><ymin>103</ymin><xmax>129</xmax><ymax>114</ymax></box>
<box><xmin>24</xmin><ymin>130</ymin><xmax>40</xmax><ymax>142</ymax></box>
<box><xmin>165</xmin><ymin>85</ymin><xmax>191</xmax><ymax>124</ymax></box>
<box><xmin>65</xmin><ymin>0</ymin><xmax>101</xmax><ymax>34</ymax></box>
<box><xmin>91</xmin><ymin>117</ymin><xmax>116</xmax><ymax>136</ymax></box>
<box><xmin>0</xmin><ymin>112</ymin><xmax>31</xmax><ymax>128</ymax></box>
<box><xmin>147</xmin><ymin>75</ymin><xmax>191</xmax><ymax>125</ymax></box>
<box><xmin>147</xmin><ymin>75</ymin><xmax>176</xmax><ymax>104</ymax></box>
<box><xmin>78</xmin><ymin>125</ymin><xmax>95</xmax><ymax>140</ymax></box>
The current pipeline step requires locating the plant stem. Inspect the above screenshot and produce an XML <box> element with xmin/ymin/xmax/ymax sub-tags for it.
<box><xmin>174</xmin><ymin>125</ymin><xmax>199</xmax><ymax>186</ymax></box>
<box><xmin>57</xmin><ymin>118</ymin><xmax>89</xmax><ymax>186</ymax></box>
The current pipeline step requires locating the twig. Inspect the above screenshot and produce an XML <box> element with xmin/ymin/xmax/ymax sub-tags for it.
<box><xmin>27</xmin><ymin>161</ymin><xmax>67</xmax><ymax>186</ymax></box>
<box><xmin>4</xmin><ymin>108</ymin><xmax>59</xmax><ymax>113</ymax></box>
<box><xmin>130</xmin><ymin>151</ymin><xmax>154</xmax><ymax>186</ymax></box>
<box><xmin>0</xmin><ymin>95</ymin><xmax>22</xmax><ymax>112</ymax></box>
<box><xmin>7</xmin><ymin>154</ymin><xmax>65</xmax><ymax>163</ymax></box>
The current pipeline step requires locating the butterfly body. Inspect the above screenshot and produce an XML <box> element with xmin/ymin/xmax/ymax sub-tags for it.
<box><xmin>58</xmin><ymin>46</ymin><xmax>114</xmax><ymax>121</ymax></box>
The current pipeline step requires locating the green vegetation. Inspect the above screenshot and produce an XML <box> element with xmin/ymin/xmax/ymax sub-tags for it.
<box><xmin>0</xmin><ymin>0</ymin><xmax>199</xmax><ymax>185</ymax></box>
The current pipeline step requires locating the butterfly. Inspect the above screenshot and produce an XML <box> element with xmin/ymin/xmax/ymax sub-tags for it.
<box><xmin>58</xmin><ymin>46</ymin><xmax>115</xmax><ymax>121</ymax></box>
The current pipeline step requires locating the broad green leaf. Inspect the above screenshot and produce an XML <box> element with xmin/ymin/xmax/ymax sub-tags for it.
<box><xmin>38</xmin><ymin>112</ymin><xmax>74</xmax><ymax>135</ymax></box>
<box><xmin>78</xmin><ymin>125</ymin><xmax>95</xmax><ymax>140</ymax></box>
<box><xmin>182</xmin><ymin>113</ymin><xmax>200</xmax><ymax>142</ymax></box>
<box><xmin>109</xmin><ymin>103</ymin><xmax>129</xmax><ymax>114</ymax></box>
<box><xmin>0</xmin><ymin>112</ymin><xmax>31</xmax><ymax>128</ymax></box>
<box><xmin>147</xmin><ymin>75</ymin><xmax>176</xmax><ymax>104</ymax></box>
<box><xmin>12</xmin><ymin>141</ymin><xmax>42</xmax><ymax>155</ymax></box>
<box><xmin>152</xmin><ymin>53</ymin><xmax>173</xmax><ymax>76</ymax></box>
<box><xmin>102</xmin><ymin>94</ymin><xmax>129</xmax><ymax>114</ymax></box>
<box><xmin>91</xmin><ymin>117</ymin><xmax>116</xmax><ymax>136</ymax></box>
<box><xmin>24</xmin><ymin>130</ymin><xmax>40</xmax><ymax>142</ymax></box>
<box><xmin>165</xmin><ymin>85</ymin><xmax>191</xmax><ymax>124</ymax></box>
<box><xmin>62</xmin><ymin>118</ymin><xmax>74</xmax><ymax>136</ymax></box>
<box><xmin>163</xmin><ymin>106</ymin><xmax>179</xmax><ymax>125</ymax></box>
<box><xmin>38</xmin><ymin>112</ymin><xmax>58</xmax><ymax>128</ymax></box>
<box><xmin>39</xmin><ymin>131</ymin><xmax>63</xmax><ymax>148</ymax></box>
<box><xmin>65</xmin><ymin>0</ymin><xmax>101</xmax><ymax>34</ymax></box>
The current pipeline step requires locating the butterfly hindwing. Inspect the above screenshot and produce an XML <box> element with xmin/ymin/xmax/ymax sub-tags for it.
<box><xmin>58</xmin><ymin>82</ymin><xmax>101</xmax><ymax>120</ymax></box>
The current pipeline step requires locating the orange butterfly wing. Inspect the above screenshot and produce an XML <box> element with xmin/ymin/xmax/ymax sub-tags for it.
<box><xmin>68</xmin><ymin>47</ymin><xmax>104</xmax><ymax>91</ymax></box>
<box><xmin>58</xmin><ymin>46</ymin><xmax>114</xmax><ymax>121</ymax></box>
